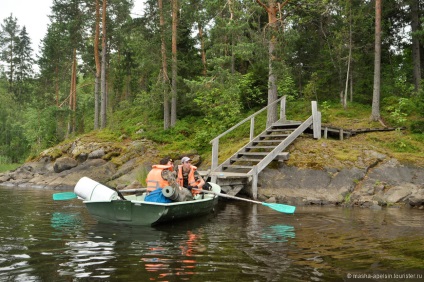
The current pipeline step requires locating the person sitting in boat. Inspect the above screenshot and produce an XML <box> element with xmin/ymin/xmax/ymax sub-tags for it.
<box><xmin>145</xmin><ymin>157</ymin><xmax>193</xmax><ymax>202</ymax></box>
<box><xmin>177</xmin><ymin>156</ymin><xmax>205</xmax><ymax>195</ymax></box>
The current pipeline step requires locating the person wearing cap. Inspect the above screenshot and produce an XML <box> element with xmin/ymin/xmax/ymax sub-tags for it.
<box><xmin>177</xmin><ymin>156</ymin><xmax>205</xmax><ymax>194</ymax></box>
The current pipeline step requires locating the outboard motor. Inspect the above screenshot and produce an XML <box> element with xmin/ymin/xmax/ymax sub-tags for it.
<box><xmin>74</xmin><ymin>177</ymin><xmax>118</xmax><ymax>201</ymax></box>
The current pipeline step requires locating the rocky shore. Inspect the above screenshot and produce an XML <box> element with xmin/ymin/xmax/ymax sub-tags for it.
<box><xmin>1</xmin><ymin>137</ymin><xmax>423</xmax><ymax>209</ymax></box>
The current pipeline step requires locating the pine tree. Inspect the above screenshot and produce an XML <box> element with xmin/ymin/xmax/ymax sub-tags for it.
<box><xmin>15</xmin><ymin>26</ymin><xmax>34</xmax><ymax>103</ymax></box>
<box><xmin>0</xmin><ymin>14</ymin><xmax>20</xmax><ymax>93</ymax></box>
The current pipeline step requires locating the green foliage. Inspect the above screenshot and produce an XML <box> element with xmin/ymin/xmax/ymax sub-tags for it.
<box><xmin>304</xmin><ymin>72</ymin><xmax>319</xmax><ymax>101</ymax></box>
<box><xmin>185</xmin><ymin>67</ymin><xmax>243</xmax><ymax>131</ymax></box>
<box><xmin>385</xmin><ymin>139</ymin><xmax>419</xmax><ymax>153</ymax></box>
<box><xmin>239</xmin><ymin>72</ymin><xmax>264</xmax><ymax>110</ymax></box>
<box><xmin>410</xmin><ymin>121</ymin><xmax>424</xmax><ymax>134</ymax></box>
<box><xmin>277</xmin><ymin>73</ymin><xmax>297</xmax><ymax>102</ymax></box>
<box><xmin>383</xmin><ymin>97</ymin><xmax>411</xmax><ymax>126</ymax></box>
<box><xmin>320</xmin><ymin>101</ymin><xmax>331</xmax><ymax>123</ymax></box>
<box><xmin>1</xmin><ymin>0</ymin><xmax>423</xmax><ymax>165</ymax></box>
<box><xmin>94</xmin><ymin>129</ymin><xmax>122</xmax><ymax>142</ymax></box>
<box><xmin>22</xmin><ymin>106</ymin><xmax>67</xmax><ymax>155</ymax></box>
<box><xmin>344</xmin><ymin>192</ymin><xmax>352</xmax><ymax>204</ymax></box>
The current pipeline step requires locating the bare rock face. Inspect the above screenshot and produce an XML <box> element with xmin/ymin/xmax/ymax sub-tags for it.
<box><xmin>53</xmin><ymin>157</ymin><xmax>78</xmax><ymax>173</ymax></box>
<box><xmin>255</xmin><ymin>157</ymin><xmax>424</xmax><ymax>208</ymax></box>
<box><xmin>0</xmin><ymin>138</ymin><xmax>158</xmax><ymax>190</ymax></box>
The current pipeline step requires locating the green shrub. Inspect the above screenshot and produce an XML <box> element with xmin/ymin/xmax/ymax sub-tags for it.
<box><xmin>410</xmin><ymin>121</ymin><xmax>424</xmax><ymax>134</ymax></box>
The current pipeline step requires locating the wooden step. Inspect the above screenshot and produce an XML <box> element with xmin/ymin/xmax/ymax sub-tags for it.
<box><xmin>222</xmin><ymin>164</ymin><xmax>254</xmax><ymax>169</ymax></box>
<box><xmin>252</xmin><ymin>140</ymin><xmax>285</xmax><ymax>143</ymax></box>
<box><xmin>239</xmin><ymin>152</ymin><xmax>275</xmax><ymax>156</ymax></box>
<box><xmin>238</xmin><ymin>152</ymin><xmax>289</xmax><ymax>159</ymax></box>
<box><xmin>266</xmin><ymin>128</ymin><xmax>292</xmax><ymax>133</ymax></box>
<box><xmin>210</xmin><ymin>171</ymin><xmax>250</xmax><ymax>178</ymax></box>
<box><xmin>231</xmin><ymin>153</ymin><xmax>289</xmax><ymax>163</ymax></box>
<box><xmin>260</xmin><ymin>134</ymin><xmax>289</xmax><ymax>139</ymax></box>
<box><xmin>246</xmin><ymin>146</ymin><xmax>275</xmax><ymax>149</ymax></box>
<box><xmin>230</xmin><ymin>157</ymin><xmax>261</xmax><ymax>162</ymax></box>
<box><xmin>272</xmin><ymin>121</ymin><xmax>302</xmax><ymax>127</ymax></box>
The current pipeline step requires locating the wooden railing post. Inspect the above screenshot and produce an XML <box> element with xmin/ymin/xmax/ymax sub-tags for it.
<box><xmin>251</xmin><ymin>165</ymin><xmax>258</xmax><ymax>200</ymax></box>
<box><xmin>312</xmin><ymin>101</ymin><xmax>321</xmax><ymax>139</ymax></box>
<box><xmin>250</xmin><ymin>117</ymin><xmax>255</xmax><ymax>141</ymax></box>
<box><xmin>280</xmin><ymin>95</ymin><xmax>286</xmax><ymax>121</ymax></box>
<box><xmin>211</xmin><ymin>138</ymin><xmax>219</xmax><ymax>183</ymax></box>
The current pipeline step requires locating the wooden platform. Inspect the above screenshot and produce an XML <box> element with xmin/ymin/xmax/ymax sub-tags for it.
<box><xmin>314</xmin><ymin>125</ymin><xmax>405</xmax><ymax>140</ymax></box>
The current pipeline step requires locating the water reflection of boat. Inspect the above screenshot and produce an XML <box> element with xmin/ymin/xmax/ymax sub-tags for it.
<box><xmin>87</xmin><ymin>220</ymin><xmax>207</xmax><ymax>281</ymax></box>
<box><xmin>73</xmin><ymin>177</ymin><xmax>221</xmax><ymax>226</ymax></box>
<box><xmin>50</xmin><ymin>212</ymin><xmax>82</xmax><ymax>230</ymax></box>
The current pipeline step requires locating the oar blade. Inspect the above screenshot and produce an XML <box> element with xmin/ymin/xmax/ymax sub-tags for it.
<box><xmin>53</xmin><ymin>192</ymin><xmax>77</xmax><ymax>201</ymax></box>
<box><xmin>262</xmin><ymin>202</ymin><xmax>296</xmax><ymax>214</ymax></box>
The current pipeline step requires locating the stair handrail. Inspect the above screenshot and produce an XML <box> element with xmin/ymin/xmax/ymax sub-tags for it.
<box><xmin>210</xmin><ymin>96</ymin><xmax>287</xmax><ymax>173</ymax></box>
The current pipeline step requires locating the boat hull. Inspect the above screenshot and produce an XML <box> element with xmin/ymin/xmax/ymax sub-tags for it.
<box><xmin>84</xmin><ymin>196</ymin><xmax>219</xmax><ymax>226</ymax></box>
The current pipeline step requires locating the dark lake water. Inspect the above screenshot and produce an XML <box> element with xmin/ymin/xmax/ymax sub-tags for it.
<box><xmin>0</xmin><ymin>186</ymin><xmax>423</xmax><ymax>282</ymax></box>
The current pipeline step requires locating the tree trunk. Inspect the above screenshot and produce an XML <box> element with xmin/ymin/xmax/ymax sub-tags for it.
<box><xmin>344</xmin><ymin>7</ymin><xmax>352</xmax><ymax>110</ymax></box>
<box><xmin>350</xmin><ymin>67</ymin><xmax>353</xmax><ymax>102</ymax></box>
<box><xmin>72</xmin><ymin>48</ymin><xmax>77</xmax><ymax>132</ymax></box>
<box><xmin>68</xmin><ymin>48</ymin><xmax>77</xmax><ymax>135</ymax></box>
<box><xmin>94</xmin><ymin>0</ymin><xmax>101</xmax><ymax>130</ymax></box>
<box><xmin>171</xmin><ymin>0</ymin><xmax>178</xmax><ymax>127</ymax></box>
<box><xmin>410</xmin><ymin>0</ymin><xmax>421</xmax><ymax>93</ymax></box>
<box><xmin>267</xmin><ymin>37</ymin><xmax>278</xmax><ymax>126</ymax></box>
<box><xmin>100</xmin><ymin>0</ymin><xmax>107</xmax><ymax>128</ymax></box>
<box><xmin>256</xmin><ymin>0</ymin><xmax>288</xmax><ymax>127</ymax></box>
<box><xmin>198</xmin><ymin>23</ymin><xmax>207</xmax><ymax>76</ymax></box>
<box><xmin>55</xmin><ymin>65</ymin><xmax>59</xmax><ymax>106</ymax></box>
<box><xmin>159</xmin><ymin>0</ymin><xmax>170</xmax><ymax>130</ymax></box>
<box><xmin>371</xmin><ymin>0</ymin><xmax>381</xmax><ymax>121</ymax></box>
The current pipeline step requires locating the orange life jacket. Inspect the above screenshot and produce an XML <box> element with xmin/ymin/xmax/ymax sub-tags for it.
<box><xmin>177</xmin><ymin>164</ymin><xmax>201</xmax><ymax>195</ymax></box>
<box><xmin>146</xmin><ymin>164</ymin><xmax>173</xmax><ymax>191</ymax></box>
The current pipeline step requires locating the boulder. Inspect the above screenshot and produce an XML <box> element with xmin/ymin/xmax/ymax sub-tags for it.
<box><xmin>53</xmin><ymin>157</ymin><xmax>78</xmax><ymax>173</ymax></box>
<box><xmin>88</xmin><ymin>148</ymin><xmax>105</xmax><ymax>159</ymax></box>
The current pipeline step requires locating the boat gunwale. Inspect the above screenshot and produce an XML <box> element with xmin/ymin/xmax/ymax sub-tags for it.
<box><xmin>83</xmin><ymin>195</ymin><xmax>218</xmax><ymax>206</ymax></box>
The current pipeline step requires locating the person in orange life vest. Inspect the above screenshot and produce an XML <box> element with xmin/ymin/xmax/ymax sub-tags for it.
<box><xmin>177</xmin><ymin>157</ymin><xmax>205</xmax><ymax>195</ymax></box>
<box><xmin>145</xmin><ymin>157</ymin><xmax>177</xmax><ymax>191</ymax></box>
<box><xmin>146</xmin><ymin>157</ymin><xmax>193</xmax><ymax>201</ymax></box>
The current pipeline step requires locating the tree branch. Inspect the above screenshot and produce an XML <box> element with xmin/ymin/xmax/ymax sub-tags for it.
<box><xmin>255</xmin><ymin>0</ymin><xmax>269</xmax><ymax>12</ymax></box>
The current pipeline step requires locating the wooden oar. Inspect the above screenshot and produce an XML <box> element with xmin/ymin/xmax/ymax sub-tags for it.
<box><xmin>53</xmin><ymin>192</ymin><xmax>78</xmax><ymax>201</ymax></box>
<box><xmin>194</xmin><ymin>188</ymin><xmax>296</xmax><ymax>214</ymax></box>
<box><xmin>52</xmin><ymin>188</ymin><xmax>147</xmax><ymax>201</ymax></box>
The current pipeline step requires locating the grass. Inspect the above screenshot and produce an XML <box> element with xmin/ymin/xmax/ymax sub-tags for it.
<box><xmin>0</xmin><ymin>163</ymin><xmax>21</xmax><ymax>173</ymax></box>
<box><xmin>246</xmin><ymin>100</ymin><xmax>423</xmax><ymax>169</ymax></box>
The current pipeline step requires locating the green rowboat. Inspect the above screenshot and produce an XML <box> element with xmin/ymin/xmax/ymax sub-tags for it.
<box><xmin>74</xmin><ymin>177</ymin><xmax>221</xmax><ymax>226</ymax></box>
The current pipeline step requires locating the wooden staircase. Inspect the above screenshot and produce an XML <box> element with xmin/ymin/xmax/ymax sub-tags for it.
<box><xmin>207</xmin><ymin>97</ymin><xmax>321</xmax><ymax>199</ymax></box>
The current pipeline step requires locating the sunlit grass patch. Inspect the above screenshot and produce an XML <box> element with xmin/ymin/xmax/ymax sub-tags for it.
<box><xmin>0</xmin><ymin>163</ymin><xmax>21</xmax><ymax>173</ymax></box>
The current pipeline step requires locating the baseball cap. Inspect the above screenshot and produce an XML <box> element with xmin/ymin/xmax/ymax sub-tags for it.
<box><xmin>181</xmin><ymin>156</ymin><xmax>191</xmax><ymax>163</ymax></box>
